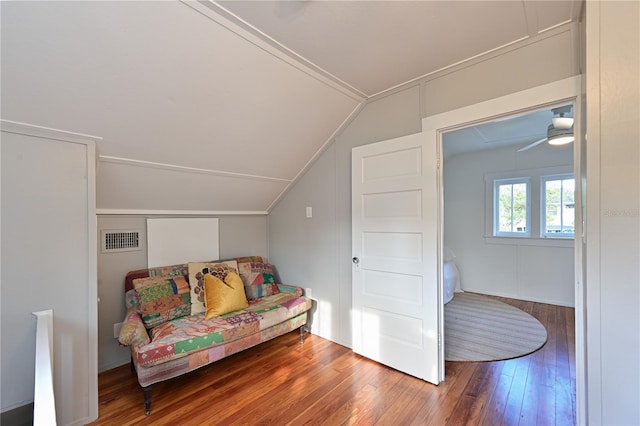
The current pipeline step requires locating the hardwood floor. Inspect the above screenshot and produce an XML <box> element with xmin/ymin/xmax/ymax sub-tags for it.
<box><xmin>89</xmin><ymin>296</ymin><xmax>575</xmax><ymax>425</ymax></box>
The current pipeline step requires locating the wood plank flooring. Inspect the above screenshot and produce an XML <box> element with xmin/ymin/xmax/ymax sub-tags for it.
<box><xmin>89</xmin><ymin>296</ymin><xmax>575</xmax><ymax>425</ymax></box>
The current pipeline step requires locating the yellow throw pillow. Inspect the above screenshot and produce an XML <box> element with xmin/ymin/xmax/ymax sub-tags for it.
<box><xmin>187</xmin><ymin>260</ymin><xmax>238</xmax><ymax>315</ymax></box>
<box><xmin>204</xmin><ymin>272</ymin><xmax>248</xmax><ymax>320</ymax></box>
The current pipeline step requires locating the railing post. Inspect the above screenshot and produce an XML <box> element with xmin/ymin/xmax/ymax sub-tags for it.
<box><xmin>32</xmin><ymin>309</ymin><xmax>57</xmax><ymax>426</ymax></box>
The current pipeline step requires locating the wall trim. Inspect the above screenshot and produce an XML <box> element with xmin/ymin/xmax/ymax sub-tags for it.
<box><xmin>97</xmin><ymin>209</ymin><xmax>268</xmax><ymax>216</ymax></box>
<box><xmin>98</xmin><ymin>359</ymin><xmax>129</xmax><ymax>374</ymax></box>
<box><xmin>370</xmin><ymin>23</ymin><xmax>578</xmax><ymax>103</ymax></box>
<box><xmin>98</xmin><ymin>155</ymin><xmax>291</xmax><ymax>184</ymax></box>
<box><xmin>584</xmin><ymin>1</ymin><xmax>602</xmax><ymax>423</ymax></box>
<box><xmin>0</xmin><ymin>119</ymin><xmax>102</xmax><ymax>144</ymax></box>
<box><xmin>422</xmin><ymin>76</ymin><xmax>581</xmax><ymax>131</ymax></box>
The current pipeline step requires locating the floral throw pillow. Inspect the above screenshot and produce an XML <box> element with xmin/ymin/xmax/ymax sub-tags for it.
<box><xmin>187</xmin><ymin>260</ymin><xmax>238</xmax><ymax>315</ymax></box>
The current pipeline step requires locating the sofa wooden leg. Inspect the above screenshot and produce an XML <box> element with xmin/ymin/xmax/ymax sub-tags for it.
<box><xmin>143</xmin><ymin>386</ymin><xmax>152</xmax><ymax>416</ymax></box>
<box><xmin>299</xmin><ymin>326</ymin><xmax>305</xmax><ymax>344</ymax></box>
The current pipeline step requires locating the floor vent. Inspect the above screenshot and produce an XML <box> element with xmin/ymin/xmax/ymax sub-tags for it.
<box><xmin>101</xmin><ymin>230</ymin><xmax>141</xmax><ymax>253</ymax></box>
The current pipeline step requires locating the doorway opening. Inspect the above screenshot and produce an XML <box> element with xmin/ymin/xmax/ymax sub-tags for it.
<box><xmin>441</xmin><ymin>103</ymin><xmax>576</xmax><ymax>308</ymax></box>
<box><xmin>422</xmin><ymin>75</ymin><xmax>584</xmax><ymax>423</ymax></box>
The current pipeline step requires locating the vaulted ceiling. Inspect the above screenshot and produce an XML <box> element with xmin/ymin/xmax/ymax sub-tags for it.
<box><xmin>0</xmin><ymin>1</ymin><xmax>582</xmax><ymax>213</ymax></box>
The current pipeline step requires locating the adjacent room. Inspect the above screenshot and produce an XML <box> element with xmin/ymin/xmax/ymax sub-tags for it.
<box><xmin>441</xmin><ymin>105</ymin><xmax>576</xmax><ymax>364</ymax></box>
<box><xmin>443</xmin><ymin>106</ymin><xmax>576</xmax><ymax>303</ymax></box>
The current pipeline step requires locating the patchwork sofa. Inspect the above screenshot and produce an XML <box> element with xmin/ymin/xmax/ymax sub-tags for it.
<box><xmin>118</xmin><ymin>256</ymin><xmax>312</xmax><ymax>415</ymax></box>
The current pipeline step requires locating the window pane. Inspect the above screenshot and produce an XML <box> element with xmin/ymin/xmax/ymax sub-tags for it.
<box><xmin>512</xmin><ymin>183</ymin><xmax>527</xmax><ymax>232</ymax></box>
<box><xmin>544</xmin><ymin>177</ymin><xmax>575</xmax><ymax>236</ymax></box>
<box><xmin>497</xmin><ymin>182</ymin><xmax>528</xmax><ymax>234</ymax></box>
<box><xmin>498</xmin><ymin>184</ymin><xmax>513</xmax><ymax>232</ymax></box>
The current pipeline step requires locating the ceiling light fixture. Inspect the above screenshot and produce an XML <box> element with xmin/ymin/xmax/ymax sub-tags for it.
<box><xmin>517</xmin><ymin>104</ymin><xmax>575</xmax><ymax>152</ymax></box>
<box><xmin>546</xmin><ymin>124</ymin><xmax>574</xmax><ymax>145</ymax></box>
<box><xmin>547</xmin><ymin>105</ymin><xmax>574</xmax><ymax>145</ymax></box>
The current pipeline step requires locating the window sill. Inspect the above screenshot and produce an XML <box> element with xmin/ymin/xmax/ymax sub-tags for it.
<box><xmin>484</xmin><ymin>236</ymin><xmax>574</xmax><ymax>248</ymax></box>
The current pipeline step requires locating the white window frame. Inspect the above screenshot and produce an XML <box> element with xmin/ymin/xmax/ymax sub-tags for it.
<box><xmin>540</xmin><ymin>173</ymin><xmax>575</xmax><ymax>239</ymax></box>
<box><xmin>493</xmin><ymin>177</ymin><xmax>531</xmax><ymax>237</ymax></box>
<box><xmin>484</xmin><ymin>166</ymin><xmax>574</xmax><ymax>248</ymax></box>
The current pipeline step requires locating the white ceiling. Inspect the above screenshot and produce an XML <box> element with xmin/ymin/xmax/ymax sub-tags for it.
<box><xmin>216</xmin><ymin>0</ymin><xmax>583</xmax><ymax>97</ymax></box>
<box><xmin>0</xmin><ymin>1</ymin><xmax>583</xmax><ymax>212</ymax></box>
<box><xmin>443</xmin><ymin>105</ymin><xmax>574</xmax><ymax>159</ymax></box>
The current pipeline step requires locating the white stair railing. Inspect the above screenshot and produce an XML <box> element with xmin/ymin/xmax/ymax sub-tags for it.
<box><xmin>32</xmin><ymin>309</ymin><xmax>57</xmax><ymax>426</ymax></box>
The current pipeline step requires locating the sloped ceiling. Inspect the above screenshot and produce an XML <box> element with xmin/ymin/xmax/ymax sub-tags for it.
<box><xmin>0</xmin><ymin>1</ymin><xmax>582</xmax><ymax>213</ymax></box>
<box><xmin>217</xmin><ymin>0</ymin><xmax>582</xmax><ymax>97</ymax></box>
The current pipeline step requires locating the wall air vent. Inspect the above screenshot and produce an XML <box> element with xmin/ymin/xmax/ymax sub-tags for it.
<box><xmin>101</xmin><ymin>230</ymin><xmax>141</xmax><ymax>253</ymax></box>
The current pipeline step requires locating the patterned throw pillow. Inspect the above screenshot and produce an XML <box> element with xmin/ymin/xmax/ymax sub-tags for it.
<box><xmin>235</xmin><ymin>256</ymin><xmax>264</xmax><ymax>264</ymax></box>
<box><xmin>203</xmin><ymin>272</ymin><xmax>248</xmax><ymax>319</ymax></box>
<box><xmin>148</xmin><ymin>263</ymin><xmax>188</xmax><ymax>279</ymax></box>
<box><xmin>187</xmin><ymin>260</ymin><xmax>238</xmax><ymax>315</ymax></box>
<box><xmin>237</xmin><ymin>261</ymin><xmax>279</xmax><ymax>300</ymax></box>
<box><xmin>132</xmin><ymin>275</ymin><xmax>191</xmax><ymax>329</ymax></box>
<box><xmin>118</xmin><ymin>306</ymin><xmax>151</xmax><ymax>348</ymax></box>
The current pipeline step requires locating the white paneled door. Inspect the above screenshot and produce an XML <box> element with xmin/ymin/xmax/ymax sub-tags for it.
<box><xmin>352</xmin><ymin>131</ymin><xmax>441</xmax><ymax>384</ymax></box>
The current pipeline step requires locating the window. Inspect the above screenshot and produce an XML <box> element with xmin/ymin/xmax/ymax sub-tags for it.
<box><xmin>541</xmin><ymin>174</ymin><xmax>575</xmax><ymax>237</ymax></box>
<box><xmin>485</xmin><ymin>167</ymin><xmax>574</xmax><ymax>244</ymax></box>
<box><xmin>494</xmin><ymin>178</ymin><xmax>530</xmax><ymax>236</ymax></box>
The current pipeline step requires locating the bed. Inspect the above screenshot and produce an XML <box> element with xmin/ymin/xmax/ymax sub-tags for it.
<box><xmin>444</xmin><ymin>246</ymin><xmax>462</xmax><ymax>304</ymax></box>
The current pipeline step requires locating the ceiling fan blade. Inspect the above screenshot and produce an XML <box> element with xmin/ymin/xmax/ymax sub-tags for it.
<box><xmin>517</xmin><ymin>137</ymin><xmax>547</xmax><ymax>152</ymax></box>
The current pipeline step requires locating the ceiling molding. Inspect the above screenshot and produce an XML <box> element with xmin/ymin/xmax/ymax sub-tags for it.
<box><xmin>182</xmin><ymin>0</ymin><xmax>366</xmax><ymax>102</ymax></box>
<box><xmin>98</xmin><ymin>155</ymin><xmax>291</xmax><ymax>184</ymax></box>
<box><xmin>0</xmin><ymin>119</ymin><xmax>102</xmax><ymax>144</ymax></box>
<box><xmin>368</xmin><ymin>22</ymin><xmax>578</xmax><ymax>103</ymax></box>
<box><xmin>367</xmin><ymin>35</ymin><xmax>530</xmax><ymax>99</ymax></box>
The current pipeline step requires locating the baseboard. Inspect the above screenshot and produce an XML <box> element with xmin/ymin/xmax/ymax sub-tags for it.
<box><xmin>99</xmin><ymin>358</ymin><xmax>130</xmax><ymax>373</ymax></box>
<box><xmin>461</xmin><ymin>287</ymin><xmax>575</xmax><ymax>308</ymax></box>
<box><xmin>1</xmin><ymin>403</ymin><xmax>33</xmax><ymax>426</ymax></box>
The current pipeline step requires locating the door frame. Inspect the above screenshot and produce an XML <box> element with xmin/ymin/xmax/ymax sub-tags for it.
<box><xmin>422</xmin><ymin>76</ymin><xmax>585</xmax><ymax>423</ymax></box>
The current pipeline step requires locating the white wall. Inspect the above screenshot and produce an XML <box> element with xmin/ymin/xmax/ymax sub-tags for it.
<box><xmin>443</xmin><ymin>143</ymin><xmax>575</xmax><ymax>306</ymax></box>
<box><xmin>585</xmin><ymin>1</ymin><xmax>640</xmax><ymax>424</ymax></box>
<box><xmin>97</xmin><ymin>215</ymin><xmax>268</xmax><ymax>372</ymax></box>
<box><xmin>269</xmin><ymin>26</ymin><xmax>580</xmax><ymax>348</ymax></box>
<box><xmin>1</xmin><ymin>124</ymin><xmax>98</xmax><ymax>424</ymax></box>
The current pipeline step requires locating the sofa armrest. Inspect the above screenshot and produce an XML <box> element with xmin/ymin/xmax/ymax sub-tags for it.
<box><xmin>277</xmin><ymin>284</ymin><xmax>304</xmax><ymax>297</ymax></box>
<box><xmin>118</xmin><ymin>307</ymin><xmax>150</xmax><ymax>348</ymax></box>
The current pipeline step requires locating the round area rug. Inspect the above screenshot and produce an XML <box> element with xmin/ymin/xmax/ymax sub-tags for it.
<box><xmin>445</xmin><ymin>292</ymin><xmax>547</xmax><ymax>362</ymax></box>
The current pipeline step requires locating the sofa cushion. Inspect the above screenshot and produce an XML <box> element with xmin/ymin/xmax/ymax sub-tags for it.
<box><xmin>237</xmin><ymin>261</ymin><xmax>279</xmax><ymax>300</ymax></box>
<box><xmin>187</xmin><ymin>260</ymin><xmax>238</xmax><ymax>315</ymax></box>
<box><xmin>135</xmin><ymin>292</ymin><xmax>311</xmax><ymax>367</ymax></box>
<box><xmin>133</xmin><ymin>275</ymin><xmax>191</xmax><ymax>329</ymax></box>
<box><xmin>204</xmin><ymin>272</ymin><xmax>248</xmax><ymax>319</ymax></box>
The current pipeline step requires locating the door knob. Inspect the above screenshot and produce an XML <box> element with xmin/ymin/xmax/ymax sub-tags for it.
<box><xmin>352</xmin><ymin>257</ymin><xmax>360</xmax><ymax>264</ymax></box>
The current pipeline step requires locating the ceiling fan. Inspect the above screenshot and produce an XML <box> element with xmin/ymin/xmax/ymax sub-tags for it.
<box><xmin>518</xmin><ymin>105</ymin><xmax>574</xmax><ymax>152</ymax></box>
